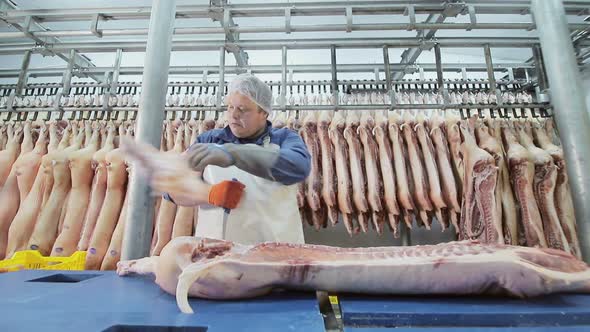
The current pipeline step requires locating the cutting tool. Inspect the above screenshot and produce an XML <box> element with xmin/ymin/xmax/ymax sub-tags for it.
<box><xmin>221</xmin><ymin>177</ymin><xmax>240</xmax><ymax>239</ymax></box>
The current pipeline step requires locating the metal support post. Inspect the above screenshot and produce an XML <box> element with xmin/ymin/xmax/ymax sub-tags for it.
<box><xmin>202</xmin><ymin>70</ymin><xmax>208</xmax><ymax>84</ymax></box>
<box><xmin>101</xmin><ymin>71</ymin><xmax>112</xmax><ymax>113</ymax></box>
<box><xmin>532</xmin><ymin>0</ymin><xmax>590</xmax><ymax>262</ymax></box>
<box><xmin>5</xmin><ymin>50</ymin><xmax>31</xmax><ymax>120</ymax></box>
<box><xmin>217</xmin><ymin>46</ymin><xmax>226</xmax><ymax>108</ymax></box>
<box><xmin>110</xmin><ymin>49</ymin><xmax>123</xmax><ymax>94</ymax></box>
<box><xmin>56</xmin><ymin>50</ymin><xmax>76</xmax><ymax>119</ymax></box>
<box><xmin>45</xmin><ymin>49</ymin><xmax>73</xmax><ymax>121</ymax></box>
<box><xmin>330</xmin><ymin>45</ymin><xmax>338</xmax><ymax>108</ymax></box>
<box><xmin>434</xmin><ymin>44</ymin><xmax>449</xmax><ymax>104</ymax></box>
<box><xmin>15</xmin><ymin>50</ymin><xmax>31</xmax><ymax>97</ymax></box>
<box><xmin>484</xmin><ymin>44</ymin><xmax>503</xmax><ymax>104</ymax></box>
<box><xmin>508</xmin><ymin>68</ymin><xmax>515</xmax><ymax>82</ymax></box>
<box><xmin>123</xmin><ymin>0</ymin><xmax>177</xmax><ymax>261</ymax></box>
<box><xmin>61</xmin><ymin>50</ymin><xmax>75</xmax><ymax>96</ymax></box>
<box><xmin>532</xmin><ymin>45</ymin><xmax>550</xmax><ymax>102</ymax></box>
<box><xmin>109</xmin><ymin>48</ymin><xmax>123</xmax><ymax>119</ymax></box>
<box><xmin>281</xmin><ymin>45</ymin><xmax>287</xmax><ymax>111</ymax></box>
<box><xmin>373</xmin><ymin>68</ymin><xmax>380</xmax><ymax>82</ymax></box>
<box><xmin>382</xmin><ymin>46</ymin><xmax>395</xmax><ymax>105</ymax></box>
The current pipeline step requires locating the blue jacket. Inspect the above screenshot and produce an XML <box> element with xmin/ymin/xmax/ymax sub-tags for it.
<box><xmin>190</xmin><ymin>121</ymin><xmax>311</xmax><ymax>185</ymax></box>
<box><xmin>163</xmin><ymin>121</ymin><xmax>310</xmax><ymax>203</ymax></box>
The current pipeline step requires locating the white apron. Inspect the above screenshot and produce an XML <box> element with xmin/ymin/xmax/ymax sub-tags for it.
<box><xmin>195</xmin><ymin>137</ymin><xmax>305</xmax><ymax>245</ymax></box>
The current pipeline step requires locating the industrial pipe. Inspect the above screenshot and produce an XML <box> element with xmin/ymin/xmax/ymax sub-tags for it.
<box><xmin>532</xmin><ymin>0</ymin><xmax>590</xmax><ymax>262</ymax></box>
<box><xmin>122</xmin><ymin>0</ymin><xmax>177</xmax><ymax>261</ymax></box>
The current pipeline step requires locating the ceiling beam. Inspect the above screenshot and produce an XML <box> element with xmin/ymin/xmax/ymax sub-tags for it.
<box><xmin>0</xmin><ymin>0</ymin><xmax>100</xmax><ymax>82</ymax></box>
<box><xmin>1</xmin><ymin>2</ymin><xmax>589</xmax><ymax>22</ymax></box>
<box><xmin>393</xmin><ymin>1</ymin><xmax>467</xmax><ymax>80</ymax></box>
<box><xmin>209</xmin><ymin>0</ymin><xmax>249</xmax><ymax>67</ymax></box>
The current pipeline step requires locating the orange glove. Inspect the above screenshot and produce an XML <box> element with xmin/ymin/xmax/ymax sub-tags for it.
<box><xmin>208</xmin><ymin>180</ymin><xmax>246</xmax><ymax>210</ymax></box>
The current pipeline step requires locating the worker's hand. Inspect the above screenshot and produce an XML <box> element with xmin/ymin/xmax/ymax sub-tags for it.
<box><xmin>208</xmin><ymin>180</ymin><xmax>246</xmax><ymax>209</ymax></box>
<box><xmin>187</xmin><ymin>143</ymin><xmax>235</xmax><ymax>172</ymax></box>
<box><xmin>152</xmin><ymin>170</ymin><xmax>211</xmax><ymax>207</ymax></box>
<box><xmin>118</xmin><ymin>137</ymin><xmax>212</xmax><ymax>207</ymax></box>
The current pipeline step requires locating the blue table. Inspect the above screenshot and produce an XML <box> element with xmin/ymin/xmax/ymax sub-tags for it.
<box><xmin>338</xmin><ymin>294</ymin><xmax>590</xmax><ymax>331</ymax></box>
<box><xmin>0</xmin><ymin>270</ymin><xmax>325</xmax><ymax>332</ymax></box>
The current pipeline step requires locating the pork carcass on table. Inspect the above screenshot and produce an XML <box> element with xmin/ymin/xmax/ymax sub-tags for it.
<box><xmin>117</xmin><ymin>236</ymin><xmax>590</xmax><ymax>314</ymax></box>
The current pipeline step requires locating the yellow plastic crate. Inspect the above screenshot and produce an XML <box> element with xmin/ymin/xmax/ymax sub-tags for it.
<box><xmin>0</xmin><ymin>250</ymin><xmax>87</xmax><ymax>272</ymax></box>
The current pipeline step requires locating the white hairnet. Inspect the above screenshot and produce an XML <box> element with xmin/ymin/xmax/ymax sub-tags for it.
<box><xmin>228</xmin><ymin>74</ymin><xmax>272</xmax><ymax>113</ymax></box>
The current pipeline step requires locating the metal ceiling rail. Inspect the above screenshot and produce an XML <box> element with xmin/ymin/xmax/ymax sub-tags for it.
<box><xmin>3</xmin><ymin>21</ymin><xmax>585</xmax><ymax>40</ymax></box>
<box><xmin>1</xmin><ymin>103</ymin><xmax>552</xmax><ymax>114</ymax></box>
<box><xmin>0</xmin><ymin>1</ymin><xmax>588</xmax><ymax>22</ymax></box>
<box><xmin>1</xmin><ymin>22</ymin><xmax>579</xmax><ymax>40</ymax></box>
<box><xmin>0</xmin><ymin>37</ymin><xmax>567</xmax><ymax>54</ymax></box>
<box><xmin>0</xmin><ymin>62</ymin><xmax>533</xmax><ymax>78</ymax></box>
<box><xmin>0</xmin><ymin>78</ymin><xmax>529</xmax><ymax>91</ymax></box>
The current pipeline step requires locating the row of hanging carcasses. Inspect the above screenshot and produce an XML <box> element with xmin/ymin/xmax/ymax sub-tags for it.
<box><xmin>272</xmin><ymin>90</ymin><xmax>581</xmax><ymax>260</ymax></box>
<box><xmin>0</xmin><ymin>88</ymin><xmax>580</xmax><ymax>267</ymax></box>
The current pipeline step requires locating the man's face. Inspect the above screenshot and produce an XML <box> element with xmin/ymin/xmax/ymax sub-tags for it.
<box><xmin>225</xmin><ymin>92</ymin><xmax>268</xmax><ymax>138</ymax></box>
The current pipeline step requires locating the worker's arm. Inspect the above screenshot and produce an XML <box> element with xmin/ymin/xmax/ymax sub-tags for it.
<box><xmin>160</xmin><ymin>171</ymin><xmax>245</xmax><ymax>209</ymax></box>
<box><xmin>158</xmin><ymin>172</ymin><xmax>210</xmax><ymax>206</ymax></box>
<box><xmin>186</xmin><ymin>130</ymin><xmax>311</xmax><ymax>185</ymax></box>
<box><xmin>163</xmin><ymin>134</ymin><xmax>208</xmax><ymax>205</ymax></box>
<box><xmin>162</xmin><ymin>133</ymin><xmax>246</xmax><ymax>209</ymax></box>
<box><xmin>263</xmin><ymin>130</ymin><xmax>311</xmax><ymax>185</ymax></box>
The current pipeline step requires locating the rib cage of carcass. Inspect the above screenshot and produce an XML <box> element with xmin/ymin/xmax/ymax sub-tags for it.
<box><xmin>270</xmin><ymin>89</ymin><xmax>581</xmax><ymax>260</ymax></box>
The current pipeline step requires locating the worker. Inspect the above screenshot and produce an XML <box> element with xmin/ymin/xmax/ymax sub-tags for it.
<box><xmin>165</xmin><ymin>74</ymin><xmax>311</xmax><ymax>245</ymax></box>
